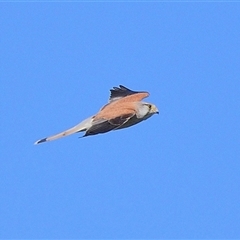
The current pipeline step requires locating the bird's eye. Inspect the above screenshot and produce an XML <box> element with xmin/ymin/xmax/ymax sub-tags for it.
<box><xmin>148</xmin><ymin>104</ymin><xmax>152</xmax><ymax>109</ymax></box>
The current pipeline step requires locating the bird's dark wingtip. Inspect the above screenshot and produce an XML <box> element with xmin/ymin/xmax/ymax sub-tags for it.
<box><xmin>110</xmin><ymin>85</ymin><xmax>140</xmax><ymax>100</ymax></box>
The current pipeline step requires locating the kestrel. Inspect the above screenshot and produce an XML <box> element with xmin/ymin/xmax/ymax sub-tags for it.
<box><xmin>35</xmin><ymin>85</ymin><xmax>159</xmax><ymax>144</ymax></box>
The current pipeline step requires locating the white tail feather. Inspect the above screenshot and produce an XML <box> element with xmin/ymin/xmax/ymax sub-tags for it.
<box><xmin>34</xmin><ymin>116</ymin><xmax>93</xmax><ymax>144</ymax></box>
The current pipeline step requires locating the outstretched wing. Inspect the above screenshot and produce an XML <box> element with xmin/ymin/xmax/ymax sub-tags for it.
<box><xmin>83</xmin><ymin>113</ymin><xmax>135</xmax><ymax>137</ymax></box>
<box><xmin>109</xmin><ymin>85</ymin><xmax>149</xmax><ymax>102</ymax></box>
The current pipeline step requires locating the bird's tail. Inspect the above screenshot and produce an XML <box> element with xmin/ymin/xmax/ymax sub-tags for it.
<box><xmin>34</xmin><ymin>116</ymin><xmax>93</xmax><ymax>144</ymax></box>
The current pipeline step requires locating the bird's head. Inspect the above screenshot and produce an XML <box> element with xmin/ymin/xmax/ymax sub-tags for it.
<box><xmin>148</xmin><ymin>103</ymin><xmax>159</xmax><ymax>115</ymax></box>
<box><xmin>137</xmin><ymin>102</ymin><xmax>159</xmax><ymax>119</ymax></box>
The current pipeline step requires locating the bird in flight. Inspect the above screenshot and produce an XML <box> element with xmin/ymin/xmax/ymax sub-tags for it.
<box><xmin>34</xmin><ymin>85</ymin><xmax>159</xmax><ymax>144</ymax></box>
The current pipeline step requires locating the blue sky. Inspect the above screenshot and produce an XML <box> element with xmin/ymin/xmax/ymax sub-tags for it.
<box><xmin>1</xmin><ymin>2</ymin><xmax>240</xmax><ymax>239</ymax></box>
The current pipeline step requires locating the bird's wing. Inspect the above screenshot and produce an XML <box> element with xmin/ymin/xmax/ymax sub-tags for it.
<box><xmin>85</xmin><ymin>101</ymin><xmax>143</xmax><ymax>137</ymax></box>
<box><xmin>109</xmin><ymin>85</ymin><xmax>149</xmax><ymax>102</ymax></box>
<box><xmin>83</xmin><ymin>112</ymin><xmax>135</xmax><ymax>137</ymax></box>
<box><xmin>95</xmin><ymin>102</ymin><xmax>138</xmax><ymax>121</ymax></box>
<box><xmin>100</xmin><ymin>86</ymin><xmax>149</xmax><ymax>114</ymax></box>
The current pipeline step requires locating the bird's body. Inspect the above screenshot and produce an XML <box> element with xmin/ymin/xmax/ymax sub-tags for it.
<box><xmin>35</xmin><ymin>85</ymin><xmax>159</xmax><ymax>144</ymax></box>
